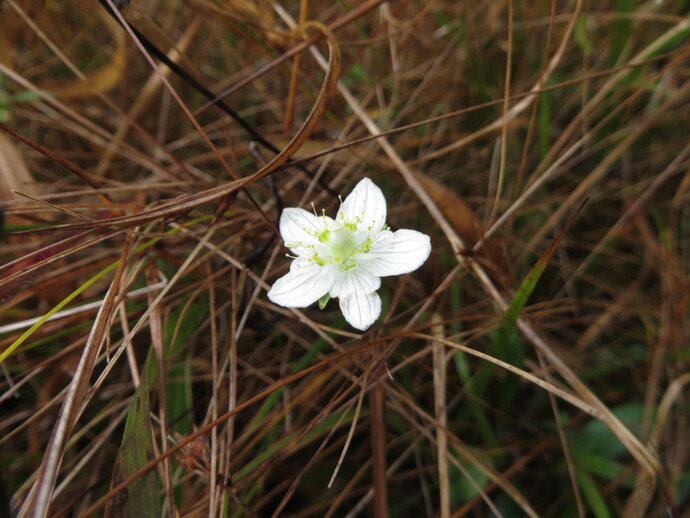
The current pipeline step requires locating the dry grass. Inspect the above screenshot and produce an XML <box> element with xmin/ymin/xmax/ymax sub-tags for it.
<box><xmin>1</xmin><ymin>1</ymin><xmax>689</xmax><ymax>517</ymax></box>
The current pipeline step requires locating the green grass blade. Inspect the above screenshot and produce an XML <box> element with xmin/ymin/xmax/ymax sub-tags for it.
<box><xmin>501</xmin><ymin>198</ymin><xmax>588</xmax><ymax>329</ymax></box>
<box><xmin>0</xmin><ymin>260</ymin><xmax>118</xmax><ymax>363</ymax></box>
<box><xmin>0</xmin><ymin>218</ymin><xmax>211</xmax><ymax>363</ymax></box>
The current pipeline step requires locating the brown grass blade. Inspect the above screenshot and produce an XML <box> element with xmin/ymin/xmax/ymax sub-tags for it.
<box><xmin>14</xmin><ymin>19</ymin><xmax>341</xmax><ymax>235</ymax></box>
<box><xmin>20</xmin><ymin>235</ymin><xmax>133</xmax><ymax>517</ymax></box>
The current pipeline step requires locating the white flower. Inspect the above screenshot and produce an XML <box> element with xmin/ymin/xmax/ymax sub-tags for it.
<box><xmin>267</xmin><ymin>178</ymin><xmax>431</xmax><ymax>331</ymax></box>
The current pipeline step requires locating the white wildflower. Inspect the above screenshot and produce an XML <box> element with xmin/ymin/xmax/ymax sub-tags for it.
<box><xmin>267</xmin><ymin>178</ymin><xmax>431</xmax><ymax>331</ymax></box>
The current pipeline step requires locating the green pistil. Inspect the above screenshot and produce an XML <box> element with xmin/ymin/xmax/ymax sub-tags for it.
<box><xmin>309</xmin><ymin>224</ymin><xmax>375</xmax><ymax>271</ymax></box>
<box><xmin>330</xmin><ymin>228</ymin><xmax>357</xmax><ymax>259</ymax></box>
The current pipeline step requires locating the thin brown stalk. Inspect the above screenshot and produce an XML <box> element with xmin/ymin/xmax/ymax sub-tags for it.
<box><xmin>370</xmin><ymin>360</ymin><xmax>389</xmax><ymax>518</ymax></box>
<box><xmin>431</xmin><ymin>315</ymin><xmax>449</xmax><ymax>518</ymax></box>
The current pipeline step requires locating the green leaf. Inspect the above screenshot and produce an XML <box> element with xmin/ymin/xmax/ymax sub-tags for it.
<box><xmin>610</xmin><ymin>0</ymin><xmax>634</xmax><ymax>65</ymax></box>
<box><xmin>538</xmin><ymin>81</ymin><xmax>552</xmax><ymax>159</ymax></box>
<box><xmin>165</xmin><ymin>293</ymin><xmax>209</xmax><ymax>435</ymax></box>
<box><xmin>574</xmin><ymin>16</ymin><xmax>594</xmax><ymax>56</ymax></box>
<box><xmin>450</xmin><ymin>457</ymin><xmax>491</xmax><ymax>503</ymax></box>
<box><xmin>572</xmin><ymin>449</ymin><xmax>626</xmax><ymax>480</ymax></box>
<box><xmin>105</xmin><ymin>353</ymin><xmax>159</xmax><ymax>518</ymax></box>
<box><xmin>318</xmin><ymin>294</ymin><xmax>331</xmax><ymax>310</ymax></box>
<box><xmin>576</xmin><ymin>468</ymin><xmax>611</xmax><ymax>518</ymax></box>
<box><xmin>575</xmin><ymin>402</ymin><xmax>645</xmax><ymax>458</ymax></box>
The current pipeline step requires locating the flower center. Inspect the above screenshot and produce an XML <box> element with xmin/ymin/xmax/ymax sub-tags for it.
<box><xmin>328</xmin><ymin>227</ymin><xmax>357</xmax><ymax>260</ymax></box>
<box><xmin>312</xmin><ymin>224</ymin><xmax>362</xmax><ymax>270</ymax></box>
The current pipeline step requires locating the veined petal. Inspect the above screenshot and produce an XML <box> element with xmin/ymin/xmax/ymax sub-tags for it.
<box><xmin>280</xmin><ymin>208</ymin><xmax>335</xmax><ymax>258</ymax></box>
<box><xmin>268</xmin><ymin>259</ymin><xmax>337</xmax><ymax>308</ymax></box>
<box><xmin>339</xmin><ymin>290</ymin><xmax>382</xmax><ymax>331</ymax></box>
<box><xmin>329</xmin><ymin>269</ymin><xmax>381</xmax><ymax>299</ymax></box>
<box><xmin>336</xmin><ymin>178</ymin><xmax>387</xmax><ymax>235</ymax></box>
<box><xmin>363</xmin><ymin>229</ymin><xmax>431</xmax><ymax>277</ymax></box>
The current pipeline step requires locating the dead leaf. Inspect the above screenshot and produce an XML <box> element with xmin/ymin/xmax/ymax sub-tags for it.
<box><xmin>412</xmin><ymin>170</ymin><xmax>512</xmax><ymax>289</ymax></box>
<box><xmin>35</xmin><ymin>11</ymin><xmax>127</xmax><ymax>100</ymax></box>
<box><xmin>0</xmin><ymin>131</ymin><xmax>40</xmax><ymax>240</ymax></box>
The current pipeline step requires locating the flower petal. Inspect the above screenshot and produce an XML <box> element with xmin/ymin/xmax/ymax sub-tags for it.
<box><xmin>279</xmin><ymin>208</ymin><xmax>335</xmax><ymax>258</ymax></box>
<box><xmin>329</xmin><ymin>269</ymin><xmax>381</xmax><ymax>299</ymax></box>
<box><xmin>339</xmin><ymin>290</ymin><xmax>382</xmax><ymax>331</ymax></box>
<box><xmin>336</xmin><ymin>178</ymin><xmax>387</xmax><ymax>235</ymax></box>
<box><xmin>267</xmin><ymin>259</ymin><xmax>337</xmax><ymax>308</ymax></box>
<box><xmin>362</xmin><ymin>229</ymin><xmax>431</xmax><ymax>277</ymax></box>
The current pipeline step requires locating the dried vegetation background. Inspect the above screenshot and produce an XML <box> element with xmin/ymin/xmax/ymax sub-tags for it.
<box><xmin>1</xmin><ymin>0</ymin><xmax>689</xmax><ymax>517</ymax></box>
